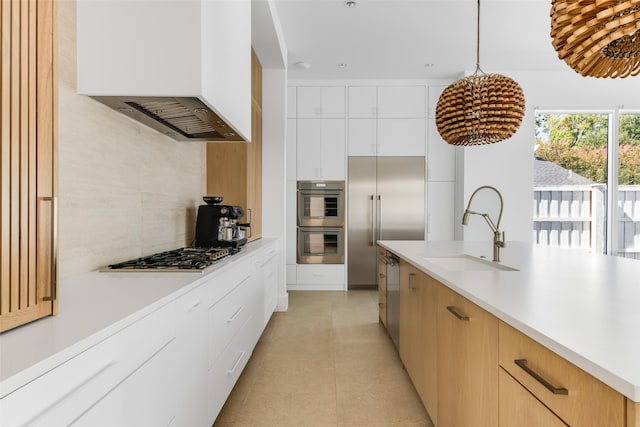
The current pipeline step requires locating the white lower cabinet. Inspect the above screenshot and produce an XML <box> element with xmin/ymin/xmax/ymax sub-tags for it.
<box><xmin>291</xmin><ymin>264</ymin><xmax>345</xmax><ymax>290</ymax></box>
<box><xmin>73</xmin><ymin>338</ymin><xmax>178</xmax><ymax>427</ymax></box>
<box><xmin>0</xmin><ymin>243</ymin><xmax>279</xmax><ymax>427</ymax></box>
<box><xmin>0</xmin><ymin>302</ymin><xmax>176</xmax><ymax>427</ymax></box>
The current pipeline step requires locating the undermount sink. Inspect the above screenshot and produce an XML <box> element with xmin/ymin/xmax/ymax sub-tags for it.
<box><xmin>421</xmin><ymin>254</ymin><xmax>518</xmax><ymax>272</ymax></box>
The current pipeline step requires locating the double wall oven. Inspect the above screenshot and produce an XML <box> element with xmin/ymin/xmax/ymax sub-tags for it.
<box><xmin>297</xmin><ymin>181</ymin><xmax>345</xmax><ymax>264</ymax></box>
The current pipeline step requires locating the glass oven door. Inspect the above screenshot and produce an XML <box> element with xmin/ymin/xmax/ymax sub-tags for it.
<box><xmin>297</xmin><ymin>227</ymin><xmax>345</xmax><ymax>264</ymax></box>
<box><xmin>297</xmin><ymin>181</ymin><xmax>345</xmax><ymax>227</ymax></box>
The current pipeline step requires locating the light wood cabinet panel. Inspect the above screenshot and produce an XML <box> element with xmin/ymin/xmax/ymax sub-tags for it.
<box><xmin>499</xmin><ymin>368</ymin><xmax>567</xmax><ymax>427</ymax></box>
<box><xmin>399</xmin><ymin>261</ymin><xmax>438</xmax><ymax>423</ymax></box>
<box><xmin>418</xmin><ymin>274</ymin><xmax>438</xmax><ymax>423</ymax></box>
<box><xmin>0</xmin><ymin>0</ymin><xmax>56</xmax><ymax>332</ymax></box>
<box><xmin>437</xmin><ymin>284</ymin><xmax>498</xmax><ymax>427</ymax></box>
<box><xmin>206</xmin><ymin>49</ymin><xmax>262</xmax><ymax>241</ymax></box>
<box><xmin>499</xmin><ymin>321</ymin><xmax>625</xmax><ymax>427</ymax></box>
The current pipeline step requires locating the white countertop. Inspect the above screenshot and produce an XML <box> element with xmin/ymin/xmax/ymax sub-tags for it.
<box><xmin>377</xmin><ymin>240</ymin><xmax>640</xmax><ymax>402</ymax></box>
<box><xmin>0</xmin><ymin>239</ymin><xmax>277</xmax><ymax>398</ymax></box>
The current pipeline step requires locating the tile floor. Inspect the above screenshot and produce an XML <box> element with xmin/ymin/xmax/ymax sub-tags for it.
<box><xmin>213</xmin><ymin>291</ymin><xmax>435</xmax><ymax>427</ymax></box>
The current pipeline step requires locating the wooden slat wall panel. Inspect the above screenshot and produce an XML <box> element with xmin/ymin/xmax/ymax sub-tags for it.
<box><xmin>0</xmin><ymin>0</ymin><xmax>54</xmax><ymax>331</ymax></box>
<box><xmin>1</xmin><ymin>0</ymin><xmax>11</xmax><ymax>315</ymax></box>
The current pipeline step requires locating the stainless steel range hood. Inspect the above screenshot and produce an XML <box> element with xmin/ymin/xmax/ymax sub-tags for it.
<box><xmin>94</xmin><ymin>96</ymin><xmax>245</xmax><ymax>142</ymax></box>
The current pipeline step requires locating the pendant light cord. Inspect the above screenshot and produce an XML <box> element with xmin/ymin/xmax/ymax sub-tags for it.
<box><xmin>474</xmin><ymin>0</ymin><xmax>484</xmax><ymax>75</ymax></box>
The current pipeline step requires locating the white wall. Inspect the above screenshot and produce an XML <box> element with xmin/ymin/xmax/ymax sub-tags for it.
<box><xmin>262</xmin><ymin>68</ymin><xmax>289</xmax><ymax>311</ymax></box>
<box><xmin>460</xmin><ymin>70</ymin><xmax>640</xmax><ymax>243</ymax></box>
<box><xmin>58</xmin><ymin>1</ymin><xmax>205</xmax><ymax>278</ymax></box>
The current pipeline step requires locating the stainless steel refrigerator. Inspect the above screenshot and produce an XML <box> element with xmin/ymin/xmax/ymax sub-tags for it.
<box><xmin>347</xmin><ymin>156</ymin><xmax>425</xmax><ymax>289</ymax></box>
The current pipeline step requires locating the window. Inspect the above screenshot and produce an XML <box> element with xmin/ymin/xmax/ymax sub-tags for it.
<box><xmin>534</xmin><ymin>110</ymin><xmax>640</xmax><ymax>260</ymax></box>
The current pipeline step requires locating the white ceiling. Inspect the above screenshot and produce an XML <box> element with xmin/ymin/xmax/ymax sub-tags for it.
<box><xmin>272</xmin><ymin>0</ymin><xmax>568</xmax><ymax>80</ymax></box>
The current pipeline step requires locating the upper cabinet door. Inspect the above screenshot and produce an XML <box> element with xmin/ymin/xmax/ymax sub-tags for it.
<box><xmin>377</xmin><ymin>86</ymin><xmax>426</xmax><ymax>118</ymax></box>
<box><xmin>377</xmin><ymin>119</ymin><xmax>426</xmax><ymax>156</ymax></box>
<box><xmin>297</xmin><ymin>87</ymin><xmax>345</xmax><ymax>118</ymax></box>
<box><xmin>348</xmin><ymin>86</ymin><xmax>377</xmax><ymax>118</ymax></box>
<box><xmin>348</xmin><ymin>119</ymin><xmax>377</xmax><ymax>156</ymax></box>
<box><xmin>296</xmin><ymin>119</ymin><xmax>345</xmax><ymax>180</ymax></box>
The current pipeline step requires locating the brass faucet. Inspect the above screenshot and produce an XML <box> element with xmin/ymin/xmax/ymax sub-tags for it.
<box><xmin>462</xmin><ymin>185</ymin><xmax>505</xmax><ymax>262</ymax></box>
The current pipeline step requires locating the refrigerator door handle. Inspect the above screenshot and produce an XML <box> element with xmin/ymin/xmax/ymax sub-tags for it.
<box><xmin>370</xmin><ymin>195</ymin><xmax>375</xmax><ymax>246</ymax></box>
<box><xmin>377</xmin><ymin>195</ymin><xmax>382</xmax><ymax>241</ymax></box>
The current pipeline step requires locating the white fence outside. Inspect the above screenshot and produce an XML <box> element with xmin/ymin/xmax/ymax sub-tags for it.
<box><xmin>533</xmin><ymin>185</ymin><xmax>640</xmax><ymax>260</ymax></box>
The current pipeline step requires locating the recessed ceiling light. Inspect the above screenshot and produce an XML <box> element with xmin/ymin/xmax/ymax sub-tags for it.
<box><xmin>337</xmin><ymin>63</ymin><xmax>348</xmax><ymax>68</ymax></box>
<box><xmin>424</xmin><ymin>63</ymin><xmax>435</xmax><ymax>68</ymax></box>
<box><xmin>344</xmin><ymin>1</ymin><xmax>356</xmax><ymax>8</ymax></box>
<box><xmin>294</xmin><ymin>61</ymin><xmax>311</xmax><ymax>70</ymax></box>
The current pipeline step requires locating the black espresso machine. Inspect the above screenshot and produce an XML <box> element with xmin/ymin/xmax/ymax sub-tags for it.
<box><xmin>195</xmin><ymin>196</ymin><xmax>249</xmax><ymax>248</ymax></box>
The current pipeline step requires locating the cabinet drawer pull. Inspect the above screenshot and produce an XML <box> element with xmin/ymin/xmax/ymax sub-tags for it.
<box><xmin>409</xmin><ymin>273</ymin><xmax>415</xmax><ymax>290</ymax></box>
<box><xmin>187</xmin><ymin>300</ymin><xmax>202</xmax><ymax>312</ymax></box>
<box><xmin>446</xmin><ymin>306</ymin><xmax>469</xmax><ymax>321</ymax></box>
<box><xmin>514</xmin><ymin>359</ymin><xmax>568</xmax><ymax>395</ymax></box>
<box><xmin>227</xmin><ymin>350</ymin><xmax>247</xmax><ymax>375</ymax></box>
<box><xmin>378</xmin><ymin>303</ymin><xmax>385</xmax><ymax>308</ymax></box>
<box><xmin>22</xmin><ymin>360</ymin><xmax>117</xmax><ymax>425</ymax></box>
<box><xmin>379</xmin><ymin>273</ymin><xmax>386</xmax><ymax>278</ymax></box>
<box><xmin>227</xmin><ymin>306</ymin><xmax>243</xmax><ymax>323</ymax></box>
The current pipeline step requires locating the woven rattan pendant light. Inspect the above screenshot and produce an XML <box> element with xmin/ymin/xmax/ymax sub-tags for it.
<box><xmin>551</xmin><ymin>0</ymin><xmax>640</xmax><ymax>78</ymax></box>
<box><xmin>435</xmin><ymin>0</ymin><xmax>525</xmax><ymax>146</ymax></box>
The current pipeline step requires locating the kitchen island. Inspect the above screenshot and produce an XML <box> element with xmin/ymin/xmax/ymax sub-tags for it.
<box><xmin>0</xmin><ymin>238</ymin><xmax>279</xmax><ymax>427</ymax></box>
<box><xmin>378</xmin><ymin>240</ymin><xmax>640</xmax><ymax>426</ymax></box>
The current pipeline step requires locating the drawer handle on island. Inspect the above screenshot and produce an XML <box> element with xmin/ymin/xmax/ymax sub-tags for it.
<box><xmin>446</xmin><ymin>306</ymin><xmax>469</xmax><ymax>321</ymax></box>
<box><xmin>227</xmin><ymin>306</ymin><xmax>244</xmax><ymax>323</ymax></box>
<box><xmin>378</xmin><ymin>303</ymin><xmax>385</xmax><ymax>308</ymax></box>
<box><xmin>514</xmin><ymin>359</ymin><xmax>569</xmax><ymax>395</ymax></box>
<box><xmin>227</xmin><ymin>351</ymin><xmax>247</xmax><ymax>375</ymax></box>
<box><xmin>379</xmin><ymin>273</ymin><xmax>385</xmax><ymax>279</ymax></box>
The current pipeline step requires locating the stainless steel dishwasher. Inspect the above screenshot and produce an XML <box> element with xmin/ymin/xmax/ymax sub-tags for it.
<box><xmin>383</xmin><ymin>253</ymin><xmax>400</xmax><ymax>349</ymax></box>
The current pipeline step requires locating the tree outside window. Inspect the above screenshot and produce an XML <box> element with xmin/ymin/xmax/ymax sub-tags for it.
<box><xmin>534</xmin><ymin>111</ymin><xmax>640</xmax><ymax>260</ymax></box>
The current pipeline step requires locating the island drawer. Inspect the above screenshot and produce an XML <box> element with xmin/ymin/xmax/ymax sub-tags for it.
<box><xmin>498</xmin><ymin>321</ymin><xmax>625</xmax><ymax>427</ymax></box>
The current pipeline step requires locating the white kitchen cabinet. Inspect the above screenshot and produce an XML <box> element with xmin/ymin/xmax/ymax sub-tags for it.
<box><xmin>287</xmin><ymin>119</ymin><xmax>297</xmax><ymax>180</ymax></box>
<box><xmin>173</xmin><ymin>282</ymin><xmax>210</xmax><ymax>427</ymax></box>
<box><xmin>377</xmin><ymin>118</ymin><xmax>426</xmax><ymax>156</ymax></box>
<box><xmin>349</xmin><ymin>118</ymin><xmax>426</xmax><ymax>156</ymax></box>
<box><xmin>291</xmin><ymin>265</ymin><xmax>345</xmax><ymax>291</ymax></box>
<box><xmin>377</xmin><ymin>86</ymin><xmax>426</xmax><ymax>118</ymax></box>
<box><xmin>297</xmin><ymin>86</ymin><xmax>346</xmax><ymax>118</ymax></box>
<box><xmin>348</xmin><ymin>86</ymin><xmax>377</xmax><ymax>118</ymax></box>
<box><xmin>347</xmin><ymin>86</ymin><xmax>427</xmax><ymax>157</ymax></box>
<box><xmin>206</xmin><ymin>266</ymin><xmax>262</xmax><ymax>422</ymax></box>
<box><xmin>260</xmin><ymin>246</ymin><xmax>279</xmax><ymax>327</ymax></box>
<box><xmin>427</xmin><ymin>118</ymin><xmax>456</xmax><ymax>181</ymax></box>
<box><xmin>73</xmin><ymin>339</ymin><xmax>177</xmax><ymax>427</ymax></box>
<box><xmin>348</xmin><ymin>118</ymin><xmax>377</xmax><ymax>156</ymax></box>
<box><xmin>296</xmin><ymin>119</ymin><xmax>346</xmax><ymax>180</ymax></box>
<box><xmin>287</xmin><ymin>86</ymin><xmax>297</xmax><ymax>118</ymax></box>
<box><xmin>427</xmin><ymin>181</ymin><xmax>455</xmax><ymax>241</ymax></box>
<box><xmin>0</xmin><ymin>302</ymin><xmax>176</xmax><ymax>427</ymax></box>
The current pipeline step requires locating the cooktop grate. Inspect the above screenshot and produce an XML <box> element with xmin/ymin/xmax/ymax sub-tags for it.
<box><xmin>104</xmin><ymin>246</ymin><xmax>241</xmax><ymax>272</ymax></box>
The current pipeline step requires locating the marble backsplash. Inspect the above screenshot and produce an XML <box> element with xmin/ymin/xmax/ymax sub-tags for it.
<box><xmin>57</xmin><ymin>1</ymin><xmax>206</xmax><ymax>278</ymax></box>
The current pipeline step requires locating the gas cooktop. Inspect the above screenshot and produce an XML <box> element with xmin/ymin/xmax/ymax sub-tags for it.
<box><xmin>103</xmin><ymin>246</ymin><xmax>242</xmax><ymax>272</ymax></box>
